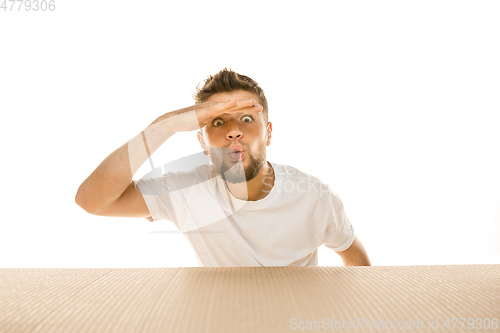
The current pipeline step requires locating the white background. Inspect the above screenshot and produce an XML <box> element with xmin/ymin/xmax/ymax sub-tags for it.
<box><xmin>0</xmin><ymin>0</ymin><xmax>498</xmax><ymax>268</ymax></box>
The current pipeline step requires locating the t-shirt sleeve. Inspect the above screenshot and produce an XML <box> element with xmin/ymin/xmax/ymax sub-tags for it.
<box><xmin>132</xmin><ymin>175</ymin><xmax>177</xmax><ymax>223</ymax></box>
<box><xmin>324</xmin><ymin>192</ymin><xmax>355</xmax><ymax>252</ymax></box>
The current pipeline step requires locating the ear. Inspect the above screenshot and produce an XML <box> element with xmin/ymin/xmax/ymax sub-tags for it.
<box><xmin>266</xmin><ymin>122</ymin><xmax>272</xmax><ymax>146</ymax></box>
<box><xmin>197</xmin><ymin>131</ymin><xmax>209</xmax><ymax>155</ymax></box>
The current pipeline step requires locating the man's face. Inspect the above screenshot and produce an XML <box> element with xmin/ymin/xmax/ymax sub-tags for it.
<box><xmin>197</xmin><ymin>90</ymin><xmax>272</xmax><ymax>184</ymax></box>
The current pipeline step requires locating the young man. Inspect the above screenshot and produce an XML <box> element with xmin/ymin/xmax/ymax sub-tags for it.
<box><xmin>75</xmin><ymin>68</ymin><xmax>371</xmax><ymax>267</ymax></box>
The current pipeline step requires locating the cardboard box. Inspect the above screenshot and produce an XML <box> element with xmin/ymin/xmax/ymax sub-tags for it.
<box><xmin>1</xmin><ymin>265</ymin><xmax>499</xmax><ymax>332</ymax></box>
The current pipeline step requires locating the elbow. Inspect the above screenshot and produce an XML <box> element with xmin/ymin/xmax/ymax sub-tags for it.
<box><xmin>75</xmin><ymin>195</ymin><xmax>92</xmax><ymax>214</ymax></box>
<box><xmin>75</xmin><ymin>190</ymin><xmax>88</xmax><ymax>211</ymax></box>
<box><xmin>75</xmin><ymin>192</ymin><xmax>84</xmax><ymax>210</ymax></box>
<box><xmin>75</xmin><ymin>185</ymin><xmax>85</xmax><ymax>208</ymax></box>
<box><xmin>75</xmin><ymin>192</ymin><xmax>98</xmax><ymax>216</ymax></box>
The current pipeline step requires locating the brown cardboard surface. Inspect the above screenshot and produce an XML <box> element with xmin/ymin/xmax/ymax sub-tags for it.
<box><xmin>0</xmin><ymin>265</ymin><xmax>499</xmax><ymax>333</ymax></box>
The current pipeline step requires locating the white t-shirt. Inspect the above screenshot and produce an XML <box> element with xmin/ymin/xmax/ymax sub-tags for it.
<box><xmin>133</xmin><ymin>161</ymin><xmax>355</xmax><ymax>267</ymax></box>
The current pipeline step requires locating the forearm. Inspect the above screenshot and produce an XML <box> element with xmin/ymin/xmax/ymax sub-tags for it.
<box><xmin>338</xmin><ymin>235</ymin><xmax>372</xmax><ymax>266</ymax></box>
<box><xmin>342</xmin><ymin>254</ymin><xmax>371</xmax><ymax>266</ymax></box>
<box><xmin>75</xmin><ymin>110</ymin><xmax>196</xmax><ymax>213</ymax></box>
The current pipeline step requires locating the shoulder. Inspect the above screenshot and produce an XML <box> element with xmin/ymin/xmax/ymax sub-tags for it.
<box><xmin>272</xmin><ymin>162</ymin><xmax>333</xmax><ymax>197</ymax></box>
<box><xmin>273</xmin><ymin>162</ymin><xmax>327</xmax><ymax>184</ymax></box>
<box><xmin>273</xmin><ymin>162</ymin><xmax>312</xmax><ymax>178</ymax></box>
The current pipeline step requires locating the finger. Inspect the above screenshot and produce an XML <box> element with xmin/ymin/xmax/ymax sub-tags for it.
<box><xmin>208</xmin><ymin>99</ymin><xmax>237</xmax><ymax>112</ymax></box>
<box><xmin>211</xmin><ymin>98</ymin><xmax>260</xmax><ymax>116</ymax></box>
<box><xmin>216</xmin><ymin>98</ymin><xmax>256</xmax><ymax>112</ymax></box>
<box><xmin>228</xmin><ymin>104</ymin><xmax>263</xmax><ymax>114</ymax></box>
<box><xmin>225</xmin><ymin>99</ymin><xmax>239</xmax><ymax>109</ymax></box>
<box><xmin>231</xmin><ymin>98</ymin><xmax>258</xmax><ymax>111</ymax></box>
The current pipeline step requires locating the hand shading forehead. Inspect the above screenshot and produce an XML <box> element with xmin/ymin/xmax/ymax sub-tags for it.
<box><xmin>205</xmin><ymin>90</ymin><xmax>260</xmax><ymax>104</ymax></box>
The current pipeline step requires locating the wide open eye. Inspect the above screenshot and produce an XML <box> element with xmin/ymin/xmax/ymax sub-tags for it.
<box><xmin>212</xmin><ymin>118</ymin><xmax>224</xmax><ymax>127</ymax></box>
<box><xmin>212</xmin><ymin>115</ymin><xmax>254</xmax><ymax>127</ymax></box>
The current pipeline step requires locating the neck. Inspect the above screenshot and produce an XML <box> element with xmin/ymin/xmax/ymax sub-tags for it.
<box><xmin>213</xmin><ymin>161</ymin><xmax>275</xmax><ymax>201</ymax></box>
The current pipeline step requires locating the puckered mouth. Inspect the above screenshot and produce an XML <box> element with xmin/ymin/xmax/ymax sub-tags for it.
<box><xmin>228</xmin><ymin>145</ymin><xmax>244</xmax><ymax>154</ymax></box>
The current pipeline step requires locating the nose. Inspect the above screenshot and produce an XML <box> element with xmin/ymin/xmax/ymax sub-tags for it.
<box><xmin>225</xmin><ymin>119</ymin><xmax>243</xmax><ymax>140</ymax></box>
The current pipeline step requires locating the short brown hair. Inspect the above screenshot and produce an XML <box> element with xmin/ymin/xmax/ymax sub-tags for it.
<box><xmin>193</xmin><ymin>68</ymin><xmax>269</xmax><ymax>124</ymax></box>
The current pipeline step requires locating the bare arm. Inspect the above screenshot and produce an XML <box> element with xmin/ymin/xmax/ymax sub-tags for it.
<box><xmin>336</xmin><ymin>234</ymin><xmax>371</xmax><ymax>266</ymax></box>
<box><xmin>75</xmin><ymin>99</ymin><xmax>261</xmax><ymax>216</ymax></box>
<box><xmin>75</xmin><ymin>111</ymin><xmax>179</xmax><ymax>215</ymax></box>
